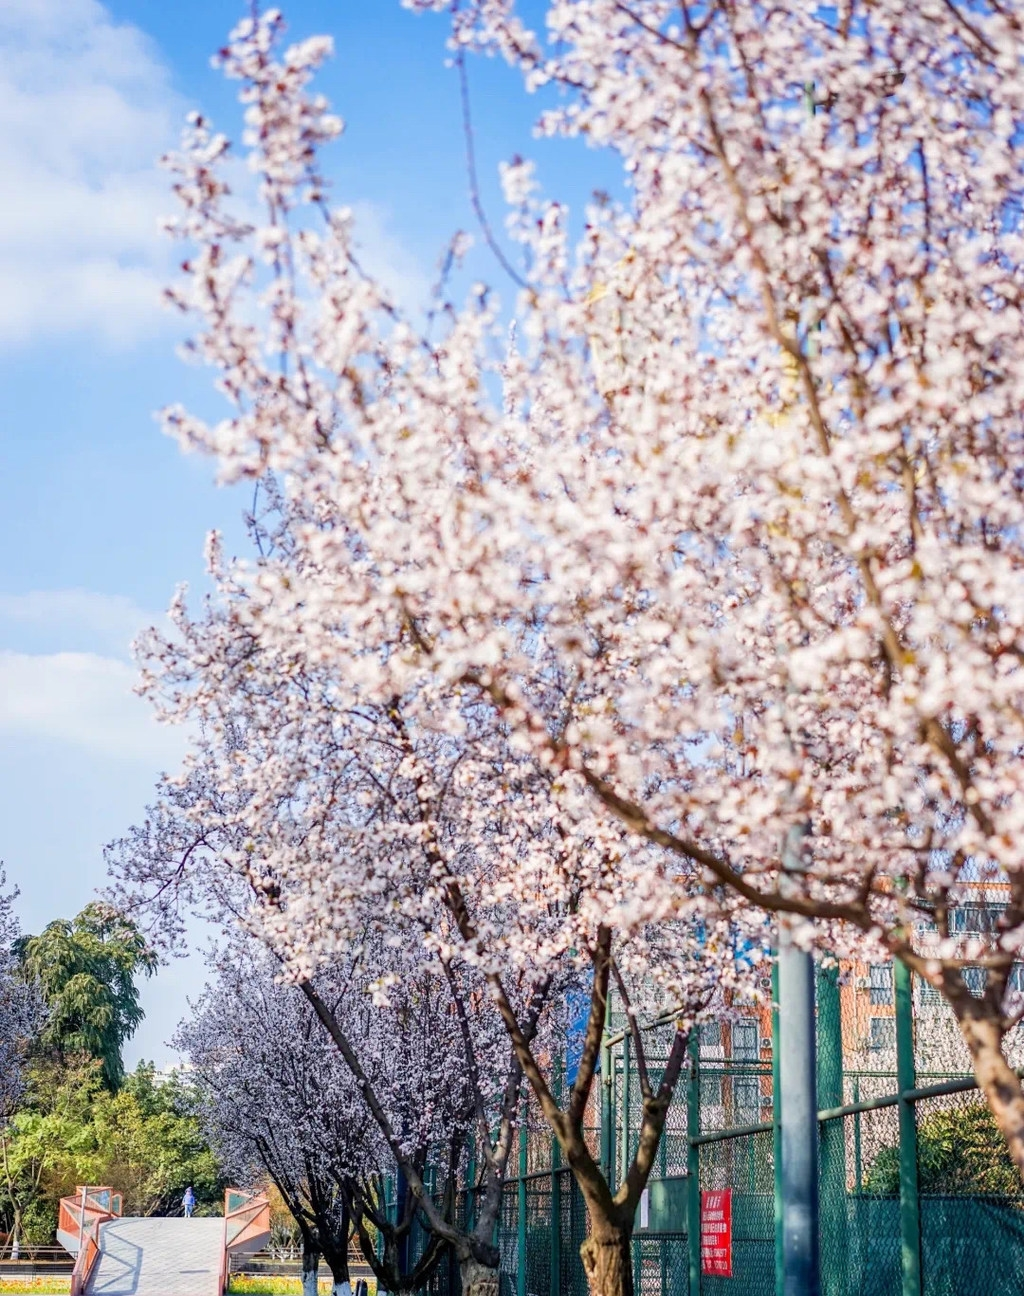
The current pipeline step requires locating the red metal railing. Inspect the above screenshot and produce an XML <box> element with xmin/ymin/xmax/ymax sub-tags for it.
<box><xmin>221</xmin><ymin>1188</ymin><xmax>271</xmax><ymax>1292</ymax></box>
<box><xmin>57</xmin><ymin>1187</ymin><xmax>122</xmax><ymax>1296</ymax></box>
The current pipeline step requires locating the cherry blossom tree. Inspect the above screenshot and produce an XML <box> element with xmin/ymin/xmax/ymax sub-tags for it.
<box><xmin>0</xmin><ymin>879</ymin><xmax>40</xmax><ymax>1119</ymax></box>
<box><xmin>127</xmin><ymin>1</ymin><xmax>1024</xmax><ymax>1289</ymax></box>
<box><xmin>0</xmin><ymin>874</ymin><xmax>44</xmax><ymax>1261</ymax></box>
<box><xmin>110</xmin><ymin>739</ymin><xmax>575</xmax><ymax>1296</ymax></box>
<box><xmin>121</xmin><ymin>596</ymin><xmax>754</xmax><ymax>1296</ymax></box>
<box><xmin>178</xmin><ymin>938</ymin><xmax>462</xmax><ymax>1296</ymax></box>
<box><xmin>179</xmin><ymin>952</ymin><xmax>355</xmax><ymax>1296</ymax></box>
<box><xmin>149</xmin><ymin>0</ymin><xmax>1024</xmax><ymax>1180</ymax></box>
<box><xmin>392</xmin><ymin>0</ymin><xmax>1024</xmax><ymax>1171</ymax></box>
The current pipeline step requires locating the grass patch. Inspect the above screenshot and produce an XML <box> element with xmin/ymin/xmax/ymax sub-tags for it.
<box><xmin>0</xmin><ymin>1280</ymin><xmax>71</xmax><ymax>1294</ymax></box>
<box><xmin>227</xmin><ymin>1278</ymin><xmax>375</xmax><ymax>1295</ymax></box>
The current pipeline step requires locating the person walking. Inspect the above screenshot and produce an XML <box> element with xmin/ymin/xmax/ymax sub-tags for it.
<box><xmin>182</xmin><ymin>1186</ymin><xmax>196</xmax><ymax>1219</ymax></box>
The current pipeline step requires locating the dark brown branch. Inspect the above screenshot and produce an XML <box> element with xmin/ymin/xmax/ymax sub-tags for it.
<box><xmin>569</xmin><ymin>927</ymin><xmax>614</xmax><ymax>1125</ymax></box>
<box><xmin>938</xmin><ymin>0</ymin><xmax>999</xmax><ymax>55</ymax></box>
<box><xmin>618</xmin><ymin>1019</ymin><xmax>695</xmax><ymax>1211</ymax></box>
<box><xmin>298</xmin><ymin>980</ymin><xmax>460</xmax><ymax>1248</ymax></box>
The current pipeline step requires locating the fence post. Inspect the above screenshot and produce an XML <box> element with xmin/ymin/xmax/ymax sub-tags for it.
<box><xmin>601</xmin><ymin>1033</ymin><xmax>613</xmax><ymax>1185</ymax></box>
<box><xmin>773</xmin><ymin>959</ymin><xmax>783</xmax><ymax>1296</ymax></box>
<box><xmin>395</xmin><ymin>1158</ymin><xmax>412</xmax><ymax>1280</ymax></box>
<box><xmin>817</xmin><ymin>961</ymin><xmax>847</xmax><ymax>1296</ymax></box>
<box><xmin>687</xmin><ymin>1031</ymin><xmax>701</xmax><ymax>1296</ymax></box>
<box><xmin>467</xmin><ymin>1137</ymin><xmax>476</xmax><ymax>1234</ymax></box>
<box><xmin>778</xmin><ymin>822</ymin><xmax>821</xmax><ymax>1296</ymax></box>
<box><xmin>895</xmin><ymin>958</ymin><xmax>922</xmax><ymax>1296</ymax></box>
<box><xmin>551</xmin><ymin>1055</ymin><xmax>562</xmax><ymax>1296</ymax></box>
<box><xmin>778</xmin><ymin>917</ymin><xmax>820</xmax><ymax>1296</ymax></box>
<box><xmin>517</xmin><ymin>1118</ymin><xmax>527</xmax><ymax>1296</ymax></box>
<box><xmin>620</xmin><ymin>1032</ymin><xmax>631</xmax><ymax>1187</ymax></box>
<box><xmin>379</xmin><ymin>1175</ymin><xmax>391</xmax><ymax>1273</ymax></box>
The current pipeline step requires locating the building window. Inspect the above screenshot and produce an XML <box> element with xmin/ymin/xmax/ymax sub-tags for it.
<box><xmin>731</xmin><ymin>1021</ymin><xmax>759</xmax><ymax>1062</ymax></box>
<box><xmin>869</xmin><ymin>963</ymin><xmax>894</xmax><ymax>1006</ymax></box>
<box><xmin>1009</xmin><ymin>965</ymin><xmax>1024</xmax><ymax>994</ymax></box>
<box><xmin>950</xmin><ymin>904</ymin><xmax>1006</xmax><ymax>935</ymax></box>
<box><xmin>918</xmin><ymin>979</ymin><xmax>943</xmax><ymax>1007</ymax></box>
<box><xmin>963</xmin><ymin>966</ymin><xmax>988</xmax><ymax>998</ymax></box>
<box><xmin>733</xmin><ymin>1075</ymin><xmax>760</xmax><ymax>1118</ymax></box>
<box><xmin>700</xmin><ymin>1072</ymin><xmax>723</xmax><ymax>1106</ymax></box>
<box><xmin>699</xmin><ymin>1021</ymin><xmax>724</xmax><ymax>1059</ymax></box>
<box><xmin>869</xmin><ymin>1017</ymin><xmax>896</xmax><ymax>1051</ymax></box>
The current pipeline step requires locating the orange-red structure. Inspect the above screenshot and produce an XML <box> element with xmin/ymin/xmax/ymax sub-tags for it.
<box><xmin>57</xmin><ymin>1185</ymin><xmax>270</xmax><ymax>1295</ymax></box>
<box><xmin>219</xmin><ymin>1187</ymin><xmax>272</xmax><ymax>1292</ymax></box>
<box><xmin>57</xmin><ymin>1187</ymin><xmax>123</xmax><ymax>1296</ymax></box>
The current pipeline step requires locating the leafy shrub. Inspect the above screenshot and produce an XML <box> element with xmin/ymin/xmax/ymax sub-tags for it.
<box><xmin>865</xmin><ymin>1101</ymin><xmax>1022</xmax><ymax>1197</ymax></box>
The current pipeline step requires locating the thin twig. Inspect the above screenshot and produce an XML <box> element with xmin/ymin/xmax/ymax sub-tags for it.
<box><xmin>457</xmin><ymin>51</ymin><xmax>530</xmax><ymax>292</ymax></box>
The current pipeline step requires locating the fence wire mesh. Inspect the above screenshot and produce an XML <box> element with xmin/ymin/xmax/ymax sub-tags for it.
<box><xmin>405</xmin><ymin>957</ymin><xmax>1024</xmax><ymax>1296</ymax></box>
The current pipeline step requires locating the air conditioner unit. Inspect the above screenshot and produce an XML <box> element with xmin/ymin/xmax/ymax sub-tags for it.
<box><xmin>855</xmin><ymin>976</ymin><xmax>869</xmax><ymax>989</ymax></box>
<box><xmin>759</xmin><ymin>976</ymin><xmax>773</xmax><ymax>990</ymax></box>
<box><xmin>760</xmin><ymin>1038</ymin><xmax>772</xmax><ymax>1052</ymax></box>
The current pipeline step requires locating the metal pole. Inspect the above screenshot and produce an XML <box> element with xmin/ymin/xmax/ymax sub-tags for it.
<box><xmin>773</xmin><ymin>962</ymin><xmax>784</xmax><ymax>1294</ymax></box>
<box><xmin>778</xmin><ymin>928</ymin><xmax>820</xmax><ymax>1296</ymax></box>
<box><xmin>817</xmin><ymin>961</ymin><xmax>846</xmax><ymax>1296</ymax></box>
<box><xmin>894</xmin><ymin>959</ymin><xmax>922</xmax><ymax>1296</ymax></box>
<box><xmin>516</xmin><ymin>1118</ymin><xmax>527</xmax><ymax>1296</ymax></box>
<box><xmin>620</xmin><ymin>1033</ymin><xmax>631</xmax><ymax>1186</ymax></box>
<box><xmin>778</xmin><ymin>821</ymin><xmax>821</xmax><ymax>1296</ymax></box>
<box><xmin>550</xmin><ymin>1054</ymin><xmax>562</xmax><ymax>1296</ymax></box>
<box><xmin>379</xmin><ymin>1173</ymin><xmax>392</xmax><ymax>1283</ymax></box>
<box><xmin>687</xmin><ymin>1033</ymin><xmax>702</xmax><ymax>1296</ymax></box>
<box><xmin>466</xmin><ymin>1138</ymin><xmax>476</xmax><ymax>1234</ymax></box>
<box><xmin>601</xmin><ymin>1024</ymin><xmax>613</xmax><ymax>1185</ymax></box>
<box><xmin>395</xmin><ymin>1163</ymin><xmax>410</xmax><ymax>1281</ymax></box>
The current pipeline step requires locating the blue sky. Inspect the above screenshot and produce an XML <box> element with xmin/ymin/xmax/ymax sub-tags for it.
<box><xmin>0</xmin><ymin>0</ymin><xmax>616</xmax><ymax>1066</ymax></box>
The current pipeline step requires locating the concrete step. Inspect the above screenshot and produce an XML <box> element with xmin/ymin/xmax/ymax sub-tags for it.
<box><xmin>86</xmin><ymin>1217</ymin><xmax>223</xmax><ymax>1296</ymax></box>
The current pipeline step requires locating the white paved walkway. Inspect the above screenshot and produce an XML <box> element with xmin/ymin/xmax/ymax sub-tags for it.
<box><xmin>86</xmin><ymin>1217</ymin><xmax>223</xmax><ymax>1296</ymax></box>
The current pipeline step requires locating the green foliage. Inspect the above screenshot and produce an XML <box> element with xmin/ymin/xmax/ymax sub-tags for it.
<box><xmin>0</xmin><ymin>1056</ymin><xmax>106</xmax><ymax>1245</ymax></box>
<box><xmin>15</xmin><ymin>905</ymin><xmax>156</xmax><ymax>1090</ymax></box>
<box><xmin>0</xmin><ymin>1059</ymin><xmax>223</xmax><ymax>1245</ymax></box>
<box><xmin>866</xmin><ymin>1100</ymin><xmax>1022</xmax><ymax>1196</ymax></box>
<box><xmin>91</xmin><ymin>1063</ymin><xmax>222</xmax><ymax>1217</ymax></box>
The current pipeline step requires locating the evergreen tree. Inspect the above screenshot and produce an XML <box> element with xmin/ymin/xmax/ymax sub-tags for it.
<box><xmin>16</xmin><ymin>905</ymin><xmax>156</xmax><ymax>1089</ymax></box>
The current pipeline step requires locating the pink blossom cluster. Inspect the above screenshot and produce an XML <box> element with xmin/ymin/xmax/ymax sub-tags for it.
<box><xmin>117</xmin><ymin>0</ymin><xmax>1024</xmax><ymax>1184</ymax></box>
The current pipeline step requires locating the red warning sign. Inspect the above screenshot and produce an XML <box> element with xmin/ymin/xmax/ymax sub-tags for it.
<box><xmin>701</xmin><ymin>1189</ymin><xmax>733</xmax><ymax>1277</ymax></box>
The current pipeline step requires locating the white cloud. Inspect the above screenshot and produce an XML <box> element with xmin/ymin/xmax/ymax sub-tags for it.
<box><xmin>0</xmin><ymin>590</ymin><xmax>181</xmax><ymax>762</ymax></box>
<box><xmin>0</xmin><ymin>650</ymin><xmax>186</xmax><ymax>763</ymax></box>
<box><xmin>0</xmin><ymin>0</ymin><xmax>180</xmax><ymax>347</ymax></box>
<box><xmin>350</xmin><ymin>201</ymin><xmax>432</xmax><ymax>311</ymax></box>
<box><xmin>0</xmin><ymin>588</ymin><xmax>158</xmax><ymax>658</ymax></box>
<box><xmin>0</xmin><ymin>0</ymin><xmax>432</xmax><ymax>346</ymax></box>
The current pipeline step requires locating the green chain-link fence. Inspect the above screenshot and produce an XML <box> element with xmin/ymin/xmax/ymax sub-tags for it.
<box><xmin>400</xmin><ymin>957</ymin><xmax>1024</xmax><ymax>1295</ymax></box>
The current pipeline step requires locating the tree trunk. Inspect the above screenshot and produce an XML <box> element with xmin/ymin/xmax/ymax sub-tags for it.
<box><xmin>321</xmin><ymin>1237</ymin><xmax>350</xmax><ymax>1296</ymax></box>
<box><xmin>958</xmin><ymin>1008</ymin><xmax>1024</xmax><ymax>1183</ymax></box>
<box><xmin>580</xmin><ymin>1222</ymin><xmax>634</xmax><ymax>1296</ymax></box>
<box><xmin>301</xmin><ymin>1237</ymin><xmax>320</xmax><ymax>1296</ymax></box>
<box><xmin>323</xmin><ymin>1257</ymin><xmax>350</xmax><ymax>1295</ymax></box>
<box><xmin>458</xmin><ymin>1256</ymin><xmax>500</xmax><ymax>1296</ymax></box>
